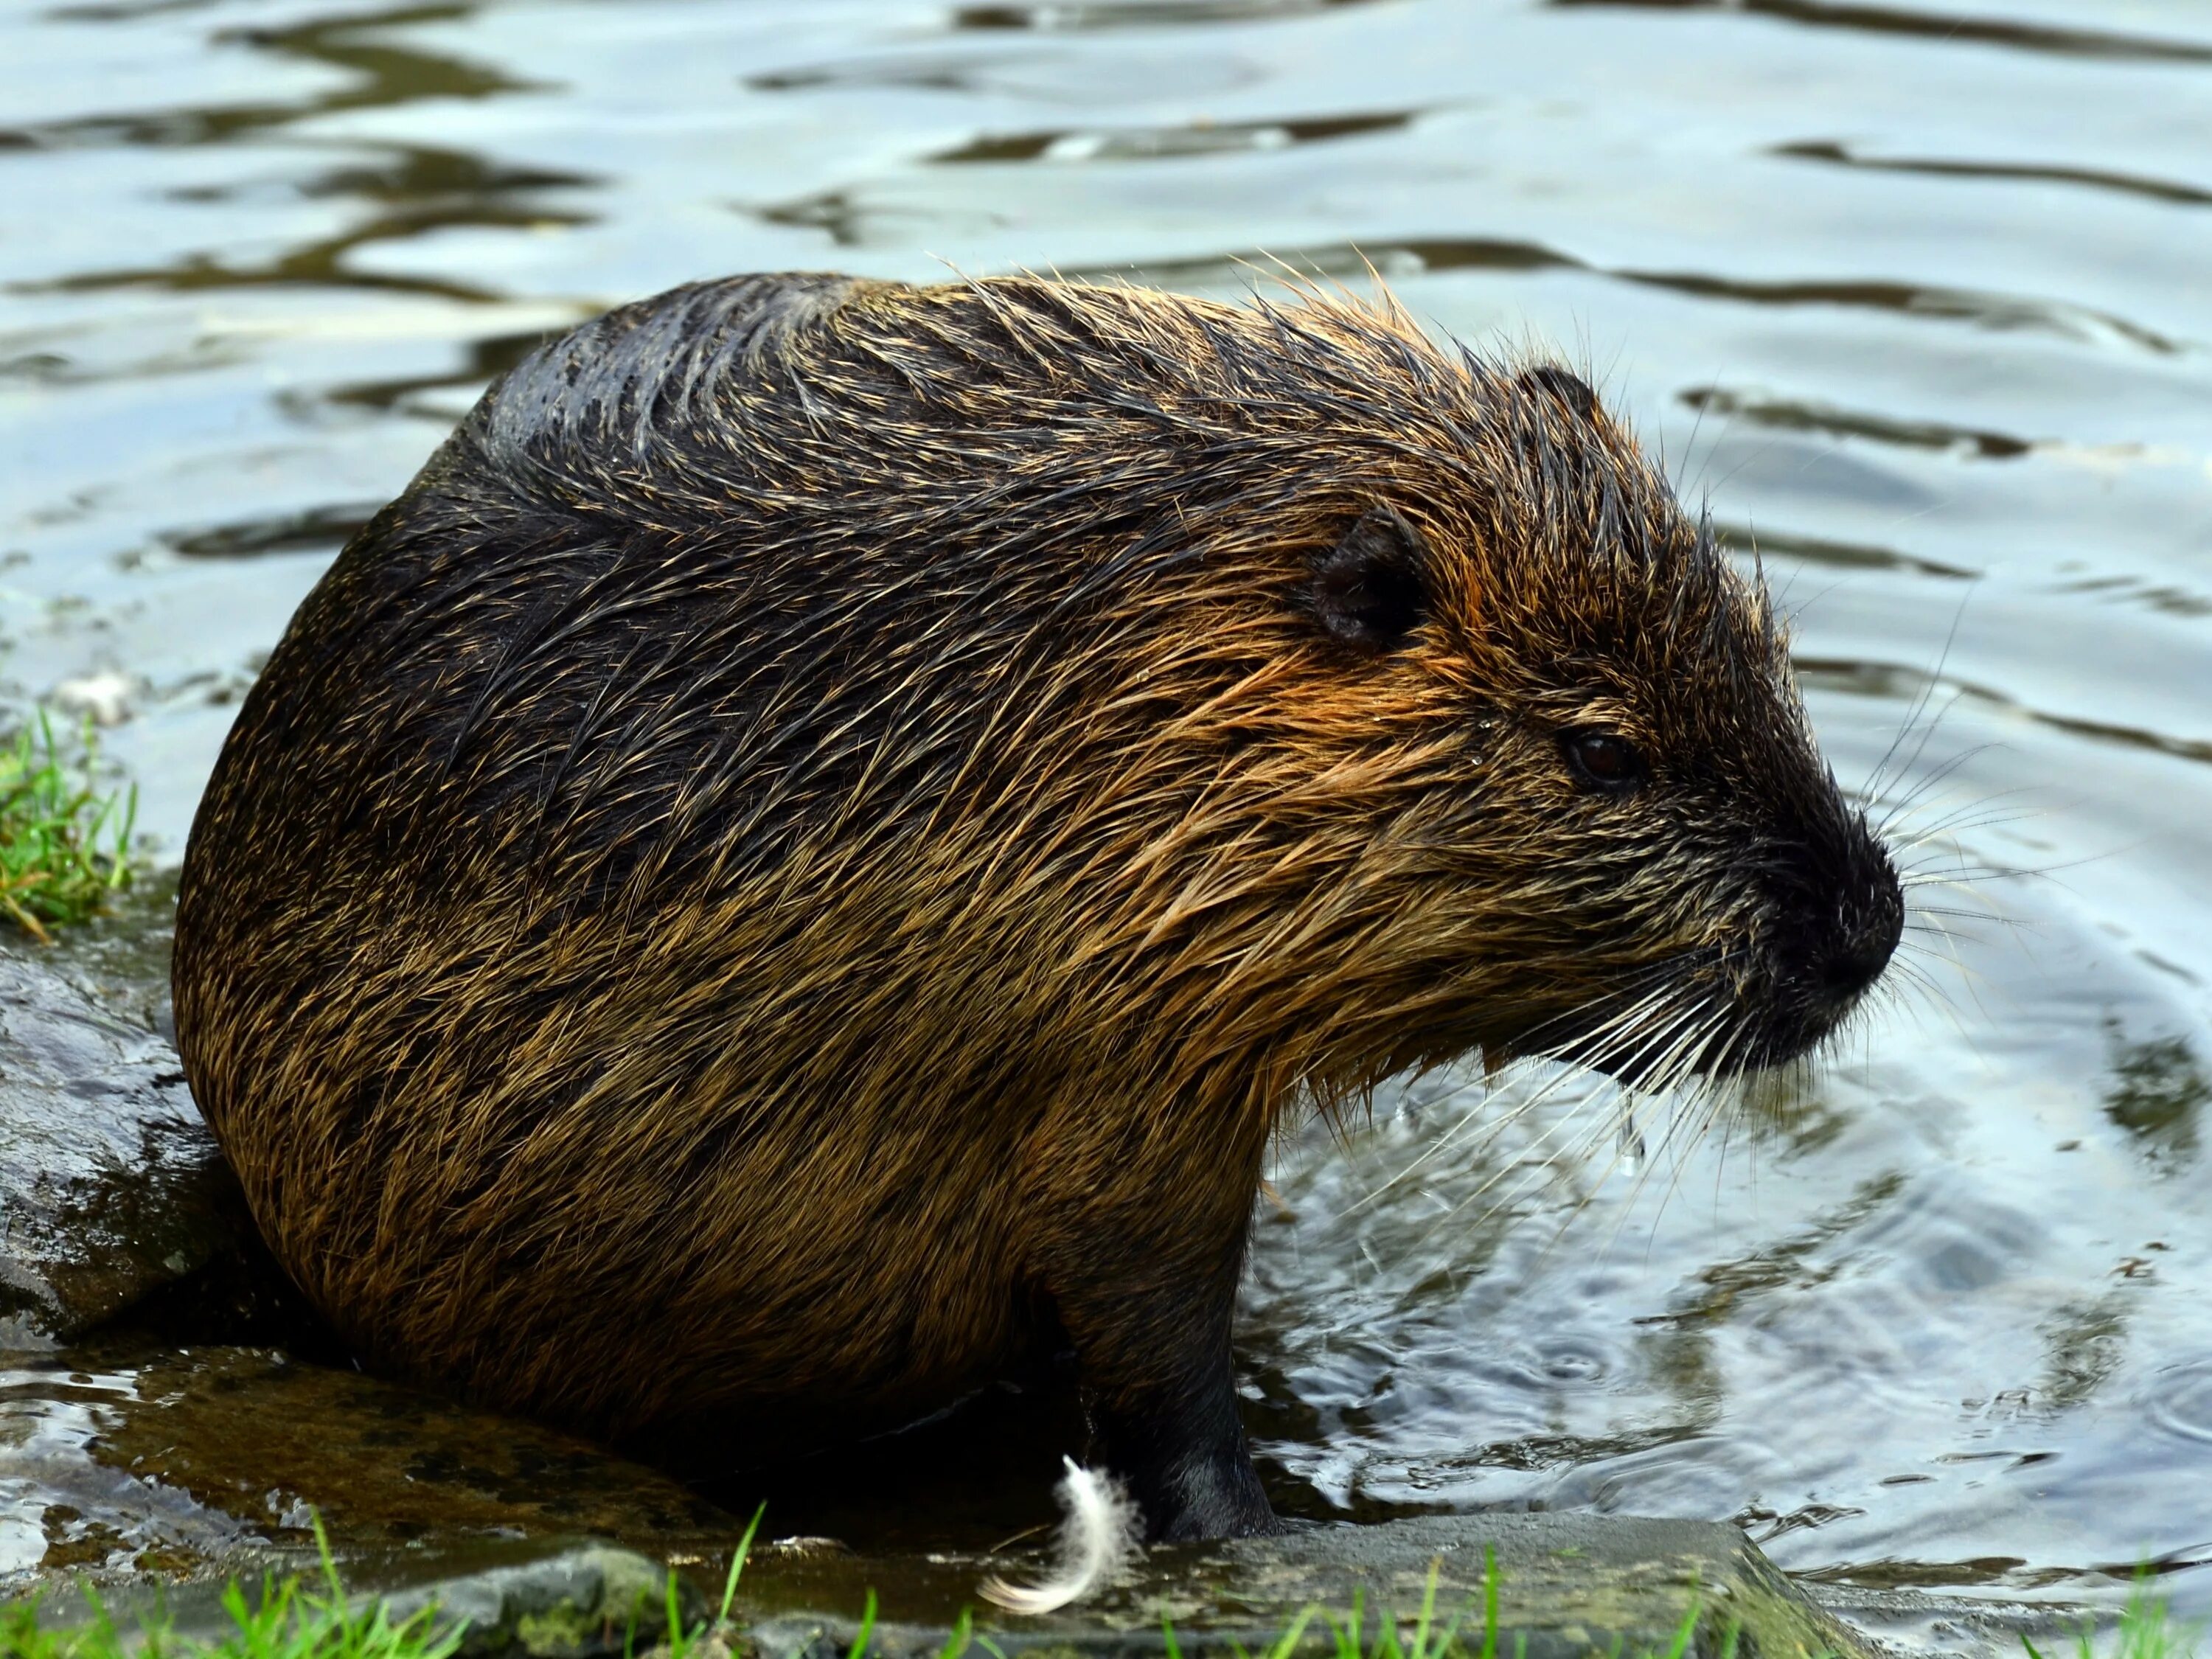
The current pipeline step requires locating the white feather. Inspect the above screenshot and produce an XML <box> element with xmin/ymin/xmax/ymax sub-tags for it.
<box><xmin>978</xmin><ymin>1457</ymin><xmax>1139</xmax><ymax>1615</ymax></box>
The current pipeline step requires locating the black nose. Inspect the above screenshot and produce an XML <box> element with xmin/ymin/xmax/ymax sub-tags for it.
<box><xmin>1819</xmin><ymin>863</ymin><xmax>1903</xmax><ymax>1004</ymax></box>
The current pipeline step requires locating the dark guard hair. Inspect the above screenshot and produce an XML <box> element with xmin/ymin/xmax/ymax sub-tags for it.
<box><xmin>173</xmin><ymin>272</ymin><xmax>1902</xmax><ymax>1540</ymax></box>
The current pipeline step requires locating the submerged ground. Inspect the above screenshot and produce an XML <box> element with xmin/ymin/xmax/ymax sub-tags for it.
<box><xmin>2</xmin><ymin>0</ymin><xmax>2210</xmax><ymax>1622</ymax></box>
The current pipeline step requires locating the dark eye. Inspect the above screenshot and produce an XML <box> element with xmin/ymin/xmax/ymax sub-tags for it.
<box><xmin>1560</xmin><ymin>730</ymin><xmax>1646</xmax><ymax>795</ymax></box>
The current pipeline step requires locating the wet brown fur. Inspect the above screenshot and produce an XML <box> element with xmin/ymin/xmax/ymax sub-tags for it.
<box><xmin>173</xmin><ymin>272</ymin><xmax>1896</xmax><ymax>1534</ymax></box>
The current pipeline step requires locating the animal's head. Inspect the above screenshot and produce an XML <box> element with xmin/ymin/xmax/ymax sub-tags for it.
<box><xmin>1109</xmin><ymin>288</ymin><xmax>1905</xmax><ymax>1091</ymax></box>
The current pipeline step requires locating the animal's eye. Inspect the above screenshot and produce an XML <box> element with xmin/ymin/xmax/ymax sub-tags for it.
<box><xmin>1559</xmin><ymin>730</ymin><xmax>1646</xmax><ymax>795</ymax></box>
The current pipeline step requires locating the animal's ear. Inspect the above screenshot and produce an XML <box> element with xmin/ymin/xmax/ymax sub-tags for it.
<box><xmin>1310</xmin><ymin>504</ymin><xmax>1429</xmax><ymax>653</ymax></box>
<box><xmin>1517</xmin><ymin>365</ymin><xmax>1600</xmax><ymax>422</ymax></box>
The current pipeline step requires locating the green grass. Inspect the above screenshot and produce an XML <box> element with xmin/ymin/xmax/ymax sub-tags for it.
<box><xmin>2030</xmin><ymin>1588</ymin><xmax>2197</xmax><ymax>1659</ymax></box>
<box><xmin>0</xmin><ymin>710</ymin><xmax>136</xmax><ymax>942</ymax></box>
<box><xmin>0</xmin><ymin>1523</ymin><xmax>460</xmax><ymax>1659</ymax></box>
<box><xmin>0</xmin><ymin>1522</ymin><xmax>2195</xmax><ymax>1659</ymax></box>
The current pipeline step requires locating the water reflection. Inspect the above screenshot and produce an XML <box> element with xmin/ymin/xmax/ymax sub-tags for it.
<box><xmin>2101</xmin><ymin>1026</ymin><xmax>2211</xmax><ymax>1172</ymax></box>
<box><xmin>8</xmin><ymin>4</ymin><xmax>530</xmax><ymax>152</ymax></box>
<box><xmin>163</xmin><ymin>504</ymin><xmax>378</xmax><ymax>561</ymax></box>
<box><xmin>2032</xmin><ymin>1294</ymin><xmax>2131</xmax><ymax>1415</ymax></box>
<box><xmin>29</xmin><ymin>130</ymin><xmax>588</xmax><ymax>305</ymax></box>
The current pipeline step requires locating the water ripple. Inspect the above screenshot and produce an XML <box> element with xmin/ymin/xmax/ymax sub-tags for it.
<box><xmin>930</xmin><ymin>108</ymin><xmax>1416</xmax><ymax>165</ymax></box>
<box><xmin>1550</xmin><ymin>0</ymin><xmax>2212</xmax><ymax>66</ymax></box>
<box><xmin>4</xmin><ymin>4</ymin><xmax>536</xmax><ymax>152</ymax></box>
<box><xmin>2146</xmin><ymin>1357</ymin><xmax>2212</xmax><ymax>1445</ymax></box>
<box><xmin>1079</xmin><ymin>237</ymin><xmax>2184</xmax><ymax>355</ymax></box>
<box><xmin>1714</xmin><ymin>523</ymin><xmax>1981</xmax><ymax>582</ymax></box>
<box><xmin>1619</xmin><ymin>268</ymin><xmax>2183</xmax><ymax>355</ymax></box>
<box><xmin>1773</xmin><ymin>140</ymin><xmax>2212</xmax><ymax>210</ymax></box>
<box><xmin>951</xmin><ymin>0</ymin><xmax>1390</xmax><ymax>29</ymax></box>
<box><xmin>1796</xmin><ymin>659</ymin><xmax>2212</xmax><ymax>765</ymax></box>
<box><xmin>1682</xmin><ymin>385</ymin><xmax>2034</xmax><ymax>462</ymax></box>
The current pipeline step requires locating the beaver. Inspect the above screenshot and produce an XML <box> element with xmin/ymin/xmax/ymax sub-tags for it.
<box><xmin>173</xmin><ymin>271</ymin><xmax>1902</xmax><ymax>1544</ymax></box>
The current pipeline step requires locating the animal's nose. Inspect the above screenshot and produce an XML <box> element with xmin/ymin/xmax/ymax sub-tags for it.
<box><xmin>1820</xmin><ymin>870</ymin><xmax>1903</xmax><ymax>1002</ymax></box>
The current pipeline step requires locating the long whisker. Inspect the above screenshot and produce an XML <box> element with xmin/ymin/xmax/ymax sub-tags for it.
<box><xmin>1863</xmin><ymin>589</ymin><xmax>1975</xmax><ymax>805</ymax></box>
<box><xmin>1415</xmin><ymin>992</ymin><xmax>1708</xmax><ymax>1239</ymax></box>
<box><xmin>1525</xmin><ymin>1006</ymin><xmax>1736</xmax><ymax>1270</ymax></box>
<box><xmin>1343</xmin><ymin>968</ymin><xmax>1691</xmax><ymax>1214</ymax></box>
<box><xmin>1870</xmin><ymin>728</ymin><xmax>1989</xmax><ymax>835</ymax></box>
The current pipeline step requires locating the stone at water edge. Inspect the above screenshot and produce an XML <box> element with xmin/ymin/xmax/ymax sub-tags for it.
<box><xmin>729</xmin><ymin>1512</ymin><xmax>1877</xmax><ymax>1659</ymax></box>
<box><xmin>0</xmin><ymin>950</ymin><xmax>274</xmax><ymax>1349</ymax></box>
<box><xmin>364</xmin><ymin>1545</ymin><xmax>711</xmax><ymax>1659</ymax></box>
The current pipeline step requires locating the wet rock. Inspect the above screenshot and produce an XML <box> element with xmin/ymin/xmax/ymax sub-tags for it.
<box><xmin>731</xmin><ymin>1512</ymin><xmax>1876</xmax><ymax>1659</ymax></box>
<box><xmin>462</xmin><ymin>1546</ymin><xmax>702</xmax><ymax>1656</ymax></box>
<box><xmin>368</xmin><ymin>1543</ymin><xmax>709</xmax><ymax>1659</ymax></box>
<box><xmin>1</xmin><ymin>1342</ymin><xmax>742</xmax><ymax>1593</ymax></box>
<box><xmin>0</xmin><ymin>949</ymin><xmax>268</xmax><ymax>1349</ymax></box>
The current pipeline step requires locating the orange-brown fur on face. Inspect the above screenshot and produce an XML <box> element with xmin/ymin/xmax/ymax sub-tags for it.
<box><xmin>173</xmin><ymin>273</ymin><xmax>1899</xmax><ymax>1539</ymax></box>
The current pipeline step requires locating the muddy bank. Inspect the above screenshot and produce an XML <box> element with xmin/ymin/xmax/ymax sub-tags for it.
<box><xmin>3</xmin><ymin>1340</ymin><xmax>742</xmax><ymax>1588</ymax></box>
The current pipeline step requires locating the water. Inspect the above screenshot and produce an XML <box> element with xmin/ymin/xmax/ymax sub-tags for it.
<box><xmin>3</xmin><ymin>0</ymin><xmax>2210</xmax><ymax>1615</ymax></box>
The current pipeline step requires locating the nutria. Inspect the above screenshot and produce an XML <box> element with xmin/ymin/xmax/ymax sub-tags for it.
<box><xmin>173</xmin><ymin>271</ymin><xmax>1902</xmax><ymax>1544</ymax></box>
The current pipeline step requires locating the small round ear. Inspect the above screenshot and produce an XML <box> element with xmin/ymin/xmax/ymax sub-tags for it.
<box><xmin>1310</xmin><ymin>504</ymin><xmax>1429</xmax><ymax>652</ymax></box>
<box><xmin>1517</xmin><ymin>365</ymin><xmax>1600</xmax><ymax>422</ymax></box>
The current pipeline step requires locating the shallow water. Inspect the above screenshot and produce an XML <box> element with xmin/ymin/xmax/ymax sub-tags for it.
<box><xmin>2</xmin><ymin>0</ymin><xmax>2209</xmax><ymax>1615</ymax></box>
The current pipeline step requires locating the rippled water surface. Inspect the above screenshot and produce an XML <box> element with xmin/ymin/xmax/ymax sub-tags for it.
<box><xmin>4</xmin><ymin>0</ymin><xmax>2210</xmax><ymax>1614</ymax></box>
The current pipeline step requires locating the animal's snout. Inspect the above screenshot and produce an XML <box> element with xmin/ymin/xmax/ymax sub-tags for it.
<box><xmin>1757</xmin><ymin>817</ymin><xmax>1904</xmax><ymax>1047</ymax></box>
<box><xmin>1819</xmin><ymin>874</ymin><xmax>1903</xmax><ymax>1005</ymax></box>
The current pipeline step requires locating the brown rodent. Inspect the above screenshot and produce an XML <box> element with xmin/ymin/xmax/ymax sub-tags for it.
<box><xmin>172</xmin><ymin>272</ymin><xmax>1901</xmax><ymax>1542</ymax></box>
